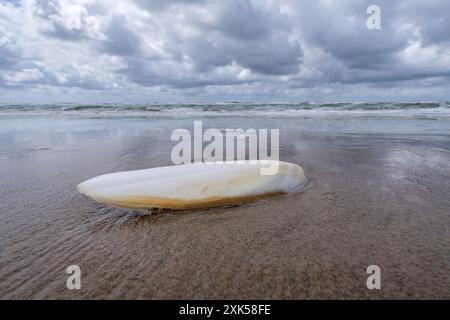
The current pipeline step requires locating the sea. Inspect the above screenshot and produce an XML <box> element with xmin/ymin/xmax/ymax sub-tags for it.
<box><xmin>1</xmin><ymin>102</ymin><xmax>450</xmax><ymax>118</ymax></box>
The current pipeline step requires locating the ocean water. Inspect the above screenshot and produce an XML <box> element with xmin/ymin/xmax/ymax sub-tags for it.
<box><xmin>1</xmin><ymin>102</ymin><xmax>450</xmax><ymax>118</ymax></box>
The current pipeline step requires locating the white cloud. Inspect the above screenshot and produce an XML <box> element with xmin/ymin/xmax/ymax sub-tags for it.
<box><xmin>3</xmin><ymin>67</ymin><xmax>44</xmax><ymax>84</ymax></box>
<box><xmin>0</xmin><ymin>0</ymin><xmax>450</xmax><ymax>102</ymax></box>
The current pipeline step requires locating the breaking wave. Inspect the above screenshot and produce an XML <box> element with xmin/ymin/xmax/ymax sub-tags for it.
<box><xmin>1</xmin><ymin>102</ymin><xmax>450</xmax><ymax>118</ymax></box>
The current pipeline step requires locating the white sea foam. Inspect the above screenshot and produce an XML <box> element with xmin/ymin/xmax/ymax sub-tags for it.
<box><xmin>1</xmin><ymin>102</ymin><xmax>450</xmax><ymax>119</ymax></box>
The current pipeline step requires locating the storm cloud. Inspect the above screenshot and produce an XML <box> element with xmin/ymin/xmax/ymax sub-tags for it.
<box><xmin>0</xmin><ymin>0</ymin><xmax>449</xmax><ymax>102</ymax></box>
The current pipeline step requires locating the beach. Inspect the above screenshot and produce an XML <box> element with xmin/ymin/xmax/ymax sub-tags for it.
<box><xmin>0</xmin><ymin>106</ymin><xmax>449</xmax><ymax>299</ymax></box>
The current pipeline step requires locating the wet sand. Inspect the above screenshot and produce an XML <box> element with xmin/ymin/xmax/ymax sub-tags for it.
<box><xmin>0</xmin><ymin>115</ymin><xmax>449</xmax><ymax>299</ymax></box>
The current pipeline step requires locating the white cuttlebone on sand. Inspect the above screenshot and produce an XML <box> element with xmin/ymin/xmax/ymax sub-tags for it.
<box><xmin>77</xmin><ymin>160</ymin><xmax>306</xmax><ymax>210</ymax></box>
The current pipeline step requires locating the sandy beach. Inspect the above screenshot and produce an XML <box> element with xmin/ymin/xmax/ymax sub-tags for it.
<box><xmin>0</xmin><ymin>112</ymin><xmax>449</xmax><ymax>299</ymax></box>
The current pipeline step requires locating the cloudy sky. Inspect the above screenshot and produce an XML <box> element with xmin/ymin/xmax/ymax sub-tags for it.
<box><xmin>1</xmin><ymin>0</ymin><xmax>450</xmax><ymax>103</ymax></box>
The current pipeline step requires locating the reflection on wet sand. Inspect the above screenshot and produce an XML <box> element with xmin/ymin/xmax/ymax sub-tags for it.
<box><xmin>0</xmin><ymin>115</ymin><xmax>449</xmax><ymax>299</ymax></box>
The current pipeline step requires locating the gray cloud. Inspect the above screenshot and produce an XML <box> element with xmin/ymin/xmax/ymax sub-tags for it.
<box><xmin>101</xmin><ymin>15</ymin><xmax>143</xmax><ymax>56</ymax></box>
<box><xmin>0</xmin><ymin>0</ymin><xmax>450</xmax><ymax>102</ymax></box>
